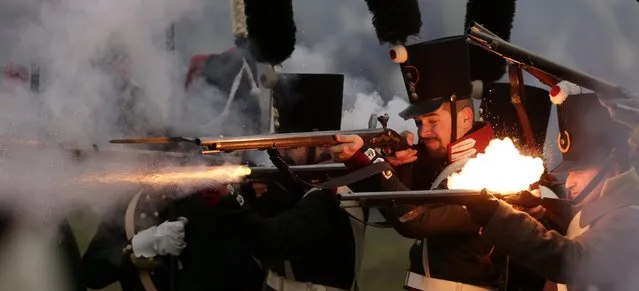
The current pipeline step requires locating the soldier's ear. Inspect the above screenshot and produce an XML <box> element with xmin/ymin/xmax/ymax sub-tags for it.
<box><xmin>459</xmin><ymin>106</ymin><xmax>474</xmax><ymax>130</ymax></box>
<box><xmin>461</xmin><ymin>106</ymin><xmax>473</xmax><ymax>123</ymax></box>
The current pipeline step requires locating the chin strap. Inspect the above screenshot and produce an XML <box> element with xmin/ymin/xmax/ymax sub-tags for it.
<box><xmin>450</xmin><ymin>96</ymin><xmax>458</xmax><ymax>143</ymax></box>
<box><xmin>571</xmin><ymin>151</ymin><xmax>616</xmax><ymax>207</ymax></box>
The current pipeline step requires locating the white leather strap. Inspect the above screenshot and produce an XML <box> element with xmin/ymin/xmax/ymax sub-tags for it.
<box><xmin>266</xmin><ymin>270</ymin><xmax>349</xmax><ymax>291</ymax></box>
<box><xmin>421</xmin><ymin>239</ymin><xmax>430</xmax><ymax>277</ymax></box>
<box><xmin>404</xmin><ymin>271</ymin><xmax>495</xmax><ymax>291</ymax></box>
<box><xmin>429</xmin><ymin>159</ymin><xmax>469</xmax><ymax>191</ymax></box>
<box><xmin>284</xmin><ymin>260</ymin><xmax>295</xmax><ymax>280</ymax></box>
<box><xmin>124</xmin><ymin>189</ymin><xmax>158</xmax><ymax>291</ymax></box>
<box><xmin>418</xmin><ymin>159</ymin><xmax>470</xmax><ymax>282</ymax></box>
<box><xmin>201</xmin><ymin>58</ymin><xmax>257</xmax><ymax>130</ymax></box>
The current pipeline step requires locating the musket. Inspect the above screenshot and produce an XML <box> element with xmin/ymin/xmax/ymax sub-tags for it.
<box><xmin>339</xmin><ymin>189</ymin><xmax>573</xmax><ymax>233</ymax></box>
<box><xmin>338</xmin><ymin>189</ymin><xmax>485</xmax><ymax>207</ymax></box>
<box><xmin>466</xmin><ymin>22</ymin><xmax>633</xmax><ymax>100</ymax></box>
<box><xmin>246</xmin><ymin>163</ymin><xmax>350</xmax><ymax>184</ymax></box>
<box><xmin>110</xmin><ymin>115</ymin><xmax>413</xmax><ymax>156</ymax></box>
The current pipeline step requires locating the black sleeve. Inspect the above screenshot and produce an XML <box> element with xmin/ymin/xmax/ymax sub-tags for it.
<box><xmin>214</xmin><ymin>188</ymin><xmax>344</xmax><ymax>262</ymax></box>
<box><xmin>82</xmin><ymin>206</ymin><xmax>137</xmax><ymax>289</ymax></box>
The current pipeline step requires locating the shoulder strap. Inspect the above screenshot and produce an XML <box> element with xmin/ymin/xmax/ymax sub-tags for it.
<box><xmin>124</xmin><ymin>189</ymin><xmax>159</xmax><ymax>291</ymax></box>
<box><xmin>429</xmin><ymin>159</ymin><xmax>468</xmax><ymax>190</ymax></box>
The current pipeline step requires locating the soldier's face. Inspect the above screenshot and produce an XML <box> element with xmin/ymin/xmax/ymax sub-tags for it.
<box><xmin>415</xmin><ymin>106</ymin><xmax>451</xmax><ymax>158</ymax></box>
<box><xmin>565</xmin><ymin>167</ymin><xmax>601</xmax><ymax>199</ymax></box>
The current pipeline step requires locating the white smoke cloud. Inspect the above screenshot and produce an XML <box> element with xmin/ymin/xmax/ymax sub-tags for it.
<box><xmin>341</xmin><ymin>93</ymin><xmax>417</xmax><ymax>137</ymax></box>
<box><xmin>0</xmin><ymin>0</ymin><xmax>227</xmax><ymax>225</ymax></box>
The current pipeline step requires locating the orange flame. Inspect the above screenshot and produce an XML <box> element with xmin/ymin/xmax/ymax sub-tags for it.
<box><xmin>75</xmin><ymin>165</ymin><xmax>251</xmax><ymax>187</ymax></box>
<box><xmin>447</xmin><ymin>138</ymin><xmax>544</xmax><ymax>194</ymax></box>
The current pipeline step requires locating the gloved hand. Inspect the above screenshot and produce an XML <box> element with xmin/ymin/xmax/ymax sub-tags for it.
<box><xmin>450</xmin><ymin>138</ymin><xmax>477</xmax><ymax>163</ymax></box>
<box><xmin>465</xmin><ymin>189</ymin><xmax>500</xmax><ymax>227</ymax></box>
<box><xmin>131</xmin><ymin>217</ymin><xmax>188</xmax><ymax>258</ymax></box>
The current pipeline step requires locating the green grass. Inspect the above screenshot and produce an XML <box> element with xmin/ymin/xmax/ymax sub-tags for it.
<box><xmin>359</xmin><ymin>227</ymin><xmax>413</xmax><ymax>290</ymax></box>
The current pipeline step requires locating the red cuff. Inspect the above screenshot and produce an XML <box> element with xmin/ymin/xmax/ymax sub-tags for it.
<box><xmin>345</xmin><ymin>150</ymin><xmax>373</xmax><ymax>170</ymax></box>
<box><xmin>200</xmin><ymin>185</ymin><xmax>232</xmax><ymax>208</ymax></box>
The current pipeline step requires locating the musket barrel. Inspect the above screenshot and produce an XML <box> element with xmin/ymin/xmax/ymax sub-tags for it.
<box><xmin>201</xmin><ymin>134</ymin><xmax>338</xmax><ymax>153</ymax></box>
<box><xmin>249</xmin><ymin>163</ymin><xmax>348</xmax><ymax>173</ymax></box>
<box><xmin>466</xmin><ymin>27</ymin><xmax>625</xmax><ymax>98</ymax></box>
<box><xmin>338</xmin><ymin>189</ymin><xmax>483</xmax><ymax>207</ymax></box>
<box><xmin>198</xmin><ymin>128</ymin><xmax>408</xmax><ymax>154</ymax></box>
<box><xmin>110</xmin><ymin>128</ymin><xmax>411</xmax><ymax>155</ymax></box>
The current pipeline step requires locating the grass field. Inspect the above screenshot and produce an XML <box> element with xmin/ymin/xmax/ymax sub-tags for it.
<box><xmin>70</xmin><ymin>210</ymin><xmax>414</xmax><ymax>291</ymax></box>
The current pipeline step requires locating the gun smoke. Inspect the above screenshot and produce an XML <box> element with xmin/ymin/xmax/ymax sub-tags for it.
<box><xmin>0</xmin><ymin>0</ymin><xmax>228</xmax><ymax>223</ymax></box>
<box><xmin>0</xmin><ymin>0</ymin><xmax>637</xmax><ymax>289</ymax></box>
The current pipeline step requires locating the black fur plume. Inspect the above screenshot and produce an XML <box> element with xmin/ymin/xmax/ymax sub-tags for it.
<box><xmin>465</xmin><ymin>0</ymin><xmax>517</xmax><ymax>82</ymax></box>
<box><xmin>364</xmin><ymin>0</ymin><xmax>422</xmax><ymax>45</ymax></box>
<box><xmin>244</xmin><ymin>0</ymin><xmax>296</xmax><ymax>66</ymax></box>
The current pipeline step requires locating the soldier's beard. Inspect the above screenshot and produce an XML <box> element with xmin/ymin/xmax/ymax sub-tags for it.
<box><xmin>420</xmin><ymin>137</ymin><xmax>447</xmax><ymax>159</ymax></box>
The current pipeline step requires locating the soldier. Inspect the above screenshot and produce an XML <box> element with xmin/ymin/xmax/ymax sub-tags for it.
<box><xmin>184</xmin><ymin>46</ymin><xmax>262</xmax><ymax>137</ymax></box>
<box><xmin>82</xmin><ymin>182</ymin><xmax>266</xmax><ymax>291</ymax></box>
<box><xmin>462</xmin><ymin>93</ymin><xmax>639</xmax><ymax>290</ymax></box>
<box><xmin>83</xmin><ymin>44</ymin><xmax>265</xmax><ymax>291</ymax></box>
<box><xmin>213</xmin><ymin>73</ymin><xmax>368</xmax><ymax>291</ymax></box>
<box><xmin>381</xmin><ymin>35</ymin><xmax>504</xmax><ymax>291</ymax></box>
<box><xmin>91</xmin><ymin>37</ymin><xmax>167</xmax><ymax>140</ymax></box>
<box><xmin>343</xmin><ymin>35</ymin><xmax>551</xmax><ymax>291</ymax></box>
<box><xmin>241</xmin><ymin>73</ymin><xmax>346</xmax><ymax>218</ymax></box>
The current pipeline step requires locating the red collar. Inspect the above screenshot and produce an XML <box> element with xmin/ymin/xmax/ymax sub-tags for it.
<box><xmin>184</xmin><ymin>54</ymin><xmax>214</xmax><ymax>89</ymax></box>
<box><xmin>446</xmin><ymin>122</ymin><xmax>494</xmax><ymax>163</ymax></box>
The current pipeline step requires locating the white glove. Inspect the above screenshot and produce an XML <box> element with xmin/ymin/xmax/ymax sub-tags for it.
<box><xmin>450</xmin><ymin>138</ymin><xmax>477</xmax><ymax>163</ymax></box>
<box><xmin>131</xmin><ymin>217</ymin><xmax>188</xmax><ymax>258</ymax></box>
